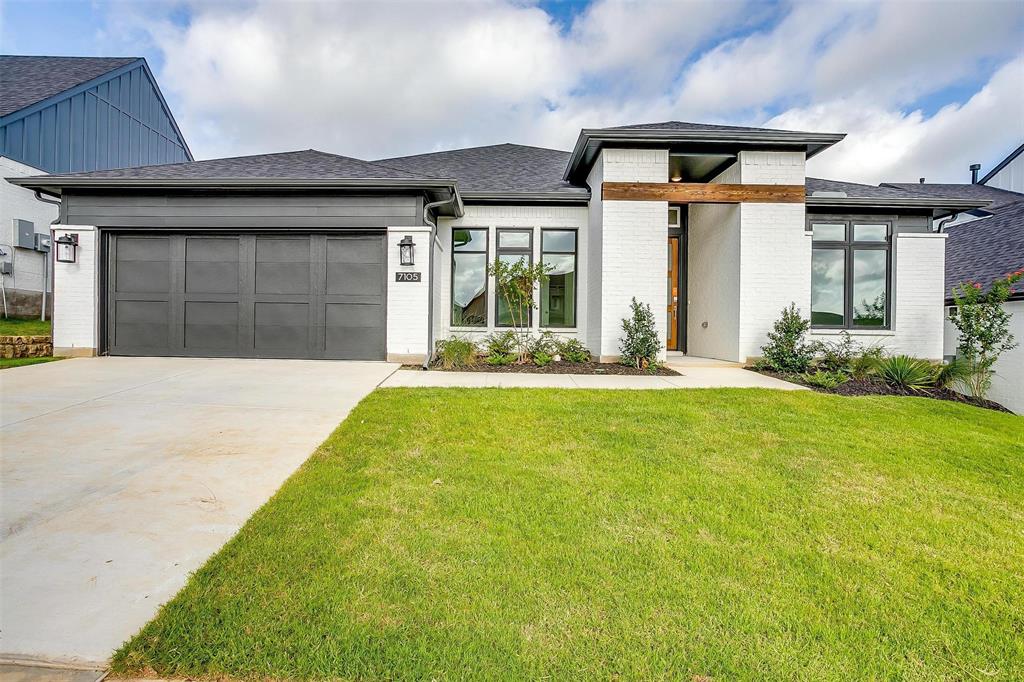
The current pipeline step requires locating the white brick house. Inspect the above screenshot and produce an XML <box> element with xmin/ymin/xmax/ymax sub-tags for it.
<box><xmin>10</xmin><ymin>122</ymin><xmax>987</xmax><ymax>363</ymax></box>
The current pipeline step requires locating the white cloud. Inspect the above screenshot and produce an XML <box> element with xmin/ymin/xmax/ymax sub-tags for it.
<box><xmin>768</xmin><ymin>56</ymin><xmax>1024</xmax><ymax>184</ymax></box>
<box><xmin>111</xmin><ymin>0</ymin><xmax>1024</xmax><ymax>186</ymax></box>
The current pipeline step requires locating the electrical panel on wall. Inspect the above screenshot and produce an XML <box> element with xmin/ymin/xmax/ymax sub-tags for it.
<box><xmin>15</xmin><ymin>219</ymin><xmax>36</xmax><ymax>249</ymax></box>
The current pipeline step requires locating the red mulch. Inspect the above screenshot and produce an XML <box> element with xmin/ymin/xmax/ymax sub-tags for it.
<box><xmin>408</xmin><ymin>361</ymin><xmax>680</xmax><ymax>376</ymax></box>
<box><xmin>753</xmin><ymin>369</ymin><xmax>1011</xmax><ymax>413</ymax></box>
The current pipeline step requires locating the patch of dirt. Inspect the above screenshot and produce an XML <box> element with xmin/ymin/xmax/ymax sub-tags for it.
<box><xmin>404</xmin><ymin>361</ymin><xmax>680</xmax><ymax>376</ymax></box>
<box><xmin>752</xmin><ymin>369</ymin><xmax>1012</xmax><ymax>413</ymax></box>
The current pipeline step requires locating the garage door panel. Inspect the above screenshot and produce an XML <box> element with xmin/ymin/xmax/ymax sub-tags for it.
<box><xmin>327</xmin><ymin>237</ymin><xmax>382</xmax><ymax>264</ymax></box>
<box><xmin>186</xmin><ymin>238</ymin><xmax>239</xmax><ymax>294</ymax></box>
<box><xmin>325</xmin><ymin>303</ymin><xmax>384</xmax><ymax>359</ymax></box>
<box><xmin>327</xmin><ymin>262</ymin><xmax>383</xmax><ymax>297</ymax></box>
<box><xmin>115</xmin><ymin>300</ymin><xmax>170</xmax><ymax>348</ymax></box>
<box><xmin>185</xmin><ymin>301</ymin><xmax>239</xmax><ymax>350</ymax></box>
<box><xmin>255</xmin><ymin>262</ymin><xmax>311</xmax><ymax>295</ymax></box>
<box><xmin>254</xmin><ymin>302</ymin><xmax>311</xmax><ymax>351</ymax></box>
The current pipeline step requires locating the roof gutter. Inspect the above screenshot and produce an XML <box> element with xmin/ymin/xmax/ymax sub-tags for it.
<box><xmin>806</xmin><ymin>196</ymin><xmax>989</xmax><ymax>217</ymax></box>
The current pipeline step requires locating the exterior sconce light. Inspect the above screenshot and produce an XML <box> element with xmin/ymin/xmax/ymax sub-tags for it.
<box><xmin>55</xmin><ymin>233</ymin><xmax>78</xmax><ymax>263</ymax></box>
<box><xmin>399</xmin><ymin>235</ymin><xmax>415</xmax><ymax>266</ymax></box>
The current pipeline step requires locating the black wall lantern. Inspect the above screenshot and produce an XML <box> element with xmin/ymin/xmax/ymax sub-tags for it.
<box><xmin>55</xmin><ymin>233</ymin><xmax>79</xmax><ymax>263</ymax></box>
<box><xmin>399</xmin><ymin>235</ymin><xmax>415</xmax><ymax>266</ymax></box>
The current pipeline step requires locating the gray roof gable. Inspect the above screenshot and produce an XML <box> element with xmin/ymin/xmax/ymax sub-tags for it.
<box><xmin>377</xmin><ymin>143</ymin><xmax>588</xmax><ymax>198</ymax></box>
<box><xmin>607</xmin><ymin>120</ymin><xmax>811</xmax><ymax>135</ymax></box>
<box><xmin>944</xmin><ymin>198</ymin><xmax>1024</xmax><ymax>300</ymax></box>
<box><xmin>0</xmin><ymin>55</ymin><xmax>139</xmax><ymax>117</ymax></box>
<box><xmin>807</xmin><ymin>177</ymin><xmax>925</xmax><ymax>199</ymax></box>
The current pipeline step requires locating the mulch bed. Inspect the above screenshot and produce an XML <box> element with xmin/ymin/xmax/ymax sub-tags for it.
<box><xmin>753</xmin><ymin>369</ymin><xmax>1011</xmax><ymax>413</ymax></box>
<box><xmin>407</xmin><ymin>361</ymin><xmax>680</xmax><ymax>376</ymax></box>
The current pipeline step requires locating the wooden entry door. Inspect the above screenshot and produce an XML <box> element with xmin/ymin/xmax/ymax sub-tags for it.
<box><xmin>667</xmin><ymin>236</ymin><xmax>680</xmax><ymax>351</ymax></box>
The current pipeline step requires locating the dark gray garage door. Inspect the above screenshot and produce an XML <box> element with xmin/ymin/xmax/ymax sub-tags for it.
<box><xmin>106</xmin><ymin>233</ymin><xmax>386</xmax><ymax>359</ymax></box>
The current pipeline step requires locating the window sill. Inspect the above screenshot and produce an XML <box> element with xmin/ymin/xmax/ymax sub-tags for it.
<box><xmin>811</xmin><ymin>328</ymin><xmax>895</xmax><ymax>337</ymax></box>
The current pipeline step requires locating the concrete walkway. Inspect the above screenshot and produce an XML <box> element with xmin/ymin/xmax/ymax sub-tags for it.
<box><xmin>381</xmin><ymin>366</ymin><xmax>805</xmax><ymax>390</ymax></box>
<box><xmin>1</xmin><ymin>357</ymin><xmax>397</xmax><ymax>667</ymax></box>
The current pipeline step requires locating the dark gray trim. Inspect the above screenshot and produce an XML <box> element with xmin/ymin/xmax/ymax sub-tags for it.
<box><xmin>539</xmin><ymin>228</ymin><xmax>578</xmax><ymax>329</ymax></box>
<box><xmin>449</xmin><ymin>227</ymin><xmax>489</xmax><ymax>328</ymax></box>
<box><xmin>495</xmin><ymin>227</ymin><xmax>533</xmax><ymax>328</ymax></box>
<box><xmin>461</xmin><ymin>191</ymin><xmax>590</xmax><ymax>205</ymax></box>
<box><xmin>564</xmin><ymin>127</ymin><xmax>846</xmax><ymax>183</ymax></box>
<box><xmin>809</xmin><ymin>218</ymin><xmax>893</xmax><ymax>330</ymax></box>
<box><xmin>807</xmin><ymin>195</ymin><xmax>987</xmax><ymax>217</ymax></box>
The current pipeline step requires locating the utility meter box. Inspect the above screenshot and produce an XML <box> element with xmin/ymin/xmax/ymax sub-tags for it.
<box><xmin>15</xmin><ymin>219</ymin><xmax>36</xmax><ymax>249</ymax></box>
<box><xmin>35</xmin><ymin>233</ymin><xmax>51</xmax><ymax>252</ymax></box>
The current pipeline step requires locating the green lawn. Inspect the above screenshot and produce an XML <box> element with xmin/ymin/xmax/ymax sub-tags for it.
<box><xmin>0</xmin><ymin>356</ymin><xmax>63</xmax><ymax>370</ymax></box>
<box><xmin>112</xmin><ymin>388</ymin><xmax>1024</xmax><ymax>681</ymax></box>
<box><xmin>0</xmin><ymin>316</ymin><xmax>51</xmax><ymax>336</ymax></box>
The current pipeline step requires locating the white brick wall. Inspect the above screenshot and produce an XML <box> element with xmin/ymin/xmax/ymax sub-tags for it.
<box><xmin>1</xmin><ymin>157</ymin><xmax>58</xmax><ymax>297</ymax></box>
<box><xmin>586</xmin><ymin>155</ymin><xmax>604</xmax><ymax>352</ymax></box>
<box><xmin>434</xmin><ymin>205</ymin><xmax>589</xmax><ymax>347</ymax></box>
<box><xmin>386</xmin><ymin>226</ymin><xmax>432</xmax><ymax>362</ymax></box>
<box><xmin>808</xmin><ymin>233</ymin><xmax>948</xmax><ymax>359</ymax></box>
<box><xmin>736</xmin><ymin>151</ymin><xmax>809</xmax><ymax>362</ymax></box>
<box><xmin>687</xmin><ymin>200</ymin><xmax>740</xmax><ymax>361</ymax></box>
<box><xmin>590</xmin><ymin>148</ymin><xmax>669</xmax><ymax>360</ymax></box>
<box><xmin>945</xmin><ymin>300</ymin><xmax>1024</xmax><ymax>414</ymax></box>
<box><xmin>52</xmin><ymin>226</ymin><xmax>97</xmax><ymax>356</ymax></box>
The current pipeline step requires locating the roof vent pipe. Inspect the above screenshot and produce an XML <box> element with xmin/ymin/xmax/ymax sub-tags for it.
<box><xmin>970</xmin><ymin>163</ymin><xmax>981</xmax><ymax>184</ymax></box>
<box><xmin>919</xmin><ymin>177</ymin><xmax>925</xmax><ymax>184</ymax></box>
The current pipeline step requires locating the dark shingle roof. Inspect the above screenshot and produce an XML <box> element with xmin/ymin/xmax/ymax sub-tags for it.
<box><xmin>0</xmin><ymin>55</ymin><xmax>139</xmax><ymax>117</ymax></box>
<box><xmin>882</xmin><ymin>183</ymin><xmax>1024</xmax><ymax>211</ymax></box>
<box><xmin>607</xmin><ymin>120</ymin><xmax>813</xmax><ymax>135</ymax></box>
<box><xmin>46</xmin><ymin>149</ymin><xmax>432</xmax><ymax>180</ymax></box>
<box><xmin>945</xmin><ymin>199</ymin><xmax>1024</xmax><ymax>300</ymax></box>
<box><xmin>377</xmin><ymin>143</ymin><xmax>587</xmax><ymax>197</ymax></box>
<box><xmin>807</xmin><ymin>177</ymin><xmax>926</xmax><ymax>199</ymax></box>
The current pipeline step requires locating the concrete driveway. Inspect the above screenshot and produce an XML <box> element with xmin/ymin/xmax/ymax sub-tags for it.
<box><xmin>0</xmin><ymin>357</ymin><xmax>397</xmax><ymax>667</ymax></box>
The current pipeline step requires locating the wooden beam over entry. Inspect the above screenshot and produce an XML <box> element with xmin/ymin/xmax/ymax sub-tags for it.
<box><xmin>602</xmin><ymin>182</ymin><xmax>805</xmax><ymax>204</ymax></box>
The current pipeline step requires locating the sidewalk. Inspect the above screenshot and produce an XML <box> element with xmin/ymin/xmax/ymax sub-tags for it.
<box><xmin>380</xmin><ymin>366</ymin><xmax>805</xmax><ymax>390</ymax></box>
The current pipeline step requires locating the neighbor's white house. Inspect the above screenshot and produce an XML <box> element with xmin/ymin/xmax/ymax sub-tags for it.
<box><xmin>10</xmin><ymin>121</ymin><xmax>990</xmax><ymax>367</ymax></box>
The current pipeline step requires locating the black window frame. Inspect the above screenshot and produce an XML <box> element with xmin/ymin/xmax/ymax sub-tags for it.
<box><xmin>450</xmin><ymin>227</ymin><xmax>489</xmax><ymax>328</ymax></box>
<box><xmin>494</xmin><ymin>228</ymin><xmax>534</xmax><ymax>328</ymax></box>
<box><xmin>540</xmin><ymin>228</ymin><xmax>578</xmax><ymax>329</ymax></box>
<box><xmin>809</xmin><ymin>218</ymin><xmax>893</xmax><ymax>330</ymax></box>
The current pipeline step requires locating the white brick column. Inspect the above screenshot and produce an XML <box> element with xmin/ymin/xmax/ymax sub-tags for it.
<box><xmin>386</xmin><ymin>226</ymin><xmax>432</xmax><ymax>363</ymax></box>
<box><xmin>596</xmin><ymin>149</ymin><xmax>669</xmax><ymax>361</ymax></box>
<box><xmin>736</xmin><ymin>151</ymin><xmax>809</xmax><ymax>362</ymax></box>
<box><xmin>52</xmin><ymin>225</ymin><xmax>98</xmax><ymax>357</ymax></box>
<box><xmin>891</xmin><ymin>233</ymin><xmax>947</xmax><ymax>359</ymax></box>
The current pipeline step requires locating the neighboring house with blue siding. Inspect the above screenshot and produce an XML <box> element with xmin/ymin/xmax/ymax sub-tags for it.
<box><xmin>0</xmin><ymin>55</ymin><xmax>191</xmax><ymax>316</ymax></box>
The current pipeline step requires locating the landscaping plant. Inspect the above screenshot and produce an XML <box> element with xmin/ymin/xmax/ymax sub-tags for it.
<box><xmin>532</xmin><ymin>351</ymin><xmax>554</xmax><ymax>367</ymax></box>
<box><xmin>527</xmin><ymin>331</ymin><xmax>558</xmax><ymax>361</ymax></box>
<box><xmin>848</xmin><ymin>345</ymin><xmax>885</xmax><ymax>381</ymax></box>
<box><xmin>487</xmin><ymin>257</ymin><xmax>552</xmax><ymax>361</ymax></box>
<box><xmin>947</xmin><ymin>270</ymin><xmax>1023</xmax><ymax>398</ymax></box>
<box><xmin>434</xmin><ymin>337</ymin><xmax>478</xmax><ymax>369</ymax></box>
<box><xmin>619</xmin><ymin>298</ymin><xmax>661</xmax><ymax>371</ymax></box>
<box><xmin>874</xmin><ymin>355</ymin><xmax>937</xmax><ymax>392</ymax></box>
<box><xmin>557</xmin><ymin>337</ymin><xmax>591</xmax><ymax>363</ymax></box>
<box><xmin>801</xmin><ymin>369</ymin><xmax>849</xmax><ymax>389</ymax></box>
<box><xmin>933</xmin><ymin>357</ymin><xmax>974</xmax><ymax>392</ymax></box>
<box><xmin>759</xmin><ymin>303</ymin><xmax>814</xmax><ymax>373</ymax></box>
<box><xmin>810</xmin><ymin>331</ymin><xmax>857</xmax><ymax>373</ymax></box>
<box><xmin>483</xmin><ymin>330</ymin><xmax>517</xmax><ymax>365</ymax></box>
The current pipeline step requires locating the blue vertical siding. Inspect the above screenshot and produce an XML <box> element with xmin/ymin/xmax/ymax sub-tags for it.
<box><xmin>0</xmin><ymin>63</ymin><xmax>190</xmax><ymax>174</ymax></box>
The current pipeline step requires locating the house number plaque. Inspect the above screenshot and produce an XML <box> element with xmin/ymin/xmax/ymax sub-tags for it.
<box><xmin>395</xmin><ymin>272</ymin><xmax>422</xmax><ymax>282</ymax></box>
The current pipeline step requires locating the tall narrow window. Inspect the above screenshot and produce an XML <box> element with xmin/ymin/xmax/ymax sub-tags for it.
<box><xmin>495</xmin><ymin>228</ymin><xmax>532</xmax><ymax>327</ymax></box>
<box><xmin>451</xmin><ymin>228</ymin><xmax>487</xmax><ymax>327</ymax></box>
<box><xmin>810</xmin><ymin>220</ymin><xmax>891</xmax><ymax>329</ymax></box>
<box><xmin>541</xmin><ymin>229</ymin><xmax>577</xmax><ymax>328</ymax></box>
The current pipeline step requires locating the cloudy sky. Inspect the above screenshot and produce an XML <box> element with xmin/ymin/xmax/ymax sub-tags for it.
<box><xmin>3</xmin><ymin>0</ymin><xmax>1022</xmax><ymax>184</ymax></box>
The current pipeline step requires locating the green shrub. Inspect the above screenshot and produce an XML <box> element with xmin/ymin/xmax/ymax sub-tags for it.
<box><xmin>801</xmin><ymin>369</ymin><xmax>849</xmax><ymax>389</ymax></box>
<box><xmin>533</xmin><ymin>351</ymin><xmax>554</xmax><ymax>367</ymax></box>
<box><xmin>760</xmin><ymin>303</ymin><xmax>813</xmax><ymax>373</ymax></box>
<box><xmin>557</xmin><ymin>337</ymin><xmax>591</xmax><ymax>363</ymax></box>
<box><xmin>527</xmin><ymin>331</ymin><xmax>558</xmax><ymax>359</ymax></box>
<box><xmin>874</xmin><ymin>355</ymin><xmax>936</xmax><ymax>392</ymax></box>
<box><xmin>947</xmin><ymin>270</ymin><xmax>1023</xmax><ymax>397</ymax></box>
<box><xmin>619</xmin><ymin>298</ymin><xmax>661</xmax><ymax>370</ymax></box>
<box><xmin>933</xmin><ymin>357</ymin><xmax>973</xmax><ymax>391</ymax></box>
<box><xmin>811</xmin><ymin>331</ymin><xmax>856</xmax><ymax>373</ymax></box>
<box><xmin>849</xmin><ymin>345</ymin><xmax>885</xmax><ymax>381</ymax></box>
<box><xmin>485</xmin><ymin>353</ymin><xmax>516</xmax><ymax>366</ymax></box>
<box><xmin>434</xmin><ymin>337</ymin><xmax>477</xmax><ymax>369</ymax></box>
<box><xmin>483</xmin><ymin>330</ymin><xmax>518</xmax><ymax>357</ymax></box>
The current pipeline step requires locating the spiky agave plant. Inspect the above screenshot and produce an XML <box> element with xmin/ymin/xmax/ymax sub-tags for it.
<box><xmin>874</xmin><ymin>355</ymin><xmax>937</xmax><ymax>392</ymax></box>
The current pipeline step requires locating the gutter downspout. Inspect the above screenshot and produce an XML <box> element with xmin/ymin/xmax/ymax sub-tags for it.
<box><xmin>935</xmin><ymin>212</ymin><xmax>959</xmax><ymax>233</ymax></box>
<box><xmin>35</xmin><ymin>191</ymin><xmax>62</xmax><ymax>321</ymax></box>
<box><xmin>421</xmin><ymin>196</ymin><xmax>456</xmax><ymax>369</ymax></box>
